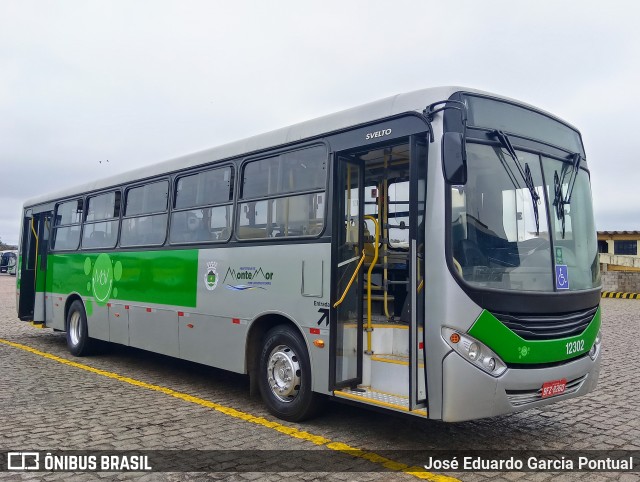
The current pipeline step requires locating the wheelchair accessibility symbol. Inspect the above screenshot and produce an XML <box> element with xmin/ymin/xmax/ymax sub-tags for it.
<box><xmin>556</xmin><ymin>265</ymin><xmax>569</xmax><ymax>290</ymax></box>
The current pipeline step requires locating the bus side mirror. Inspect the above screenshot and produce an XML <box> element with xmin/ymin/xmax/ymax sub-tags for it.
<box><xmin>442</xmin><ymin>132</ymin><xmax>467</xmax><ymax>185</ymax></box>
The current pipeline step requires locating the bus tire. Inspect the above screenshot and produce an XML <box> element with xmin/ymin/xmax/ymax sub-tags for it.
<box><xmin>258</xmin><ymin>325</ymin><xmax>322</xmax><ymax>422</ymax></box>
<box><xmin>66</xmin><ymin>300</ymin><xmax>95</xmax><ymax>357</ymax></box>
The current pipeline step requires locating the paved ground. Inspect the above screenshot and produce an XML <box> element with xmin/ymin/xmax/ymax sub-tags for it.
<box><xmin>0</xmin><ymin>273</ymin><xmax>638</xmax><ymax>481</ymax></box>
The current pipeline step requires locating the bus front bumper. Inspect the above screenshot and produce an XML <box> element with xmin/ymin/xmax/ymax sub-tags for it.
<box><xmin>440</xmin><ymin>345</ymin><xmax>601</xmax><ymax>422</ymax></box>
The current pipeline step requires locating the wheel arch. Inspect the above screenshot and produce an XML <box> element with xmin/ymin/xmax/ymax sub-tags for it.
<box><xmin>63</xmin><ymin>292</ymin><xmax>84</xmax><ymax>329</ymax></box>
<box><xmin>245</xmin><ymin>312</ymin><xmax>310</xmax><ymax>397</ymax></box>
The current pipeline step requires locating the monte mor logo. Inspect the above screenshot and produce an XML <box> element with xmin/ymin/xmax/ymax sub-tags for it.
<box><xmin>204</xmin><ymin>261</ymin><xmax>218</xmax><ymax>291</ymax></box>
<box><xmin>223</xmin><ymin>266</ymin><xmax>273</xmax><ymax>291</ymax></box>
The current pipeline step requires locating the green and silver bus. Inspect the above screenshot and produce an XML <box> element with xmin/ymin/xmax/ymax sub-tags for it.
<box><xmin>16</xmin><ymin>87</ymin><xmax>601</xmax><ymax>422</ymax></box>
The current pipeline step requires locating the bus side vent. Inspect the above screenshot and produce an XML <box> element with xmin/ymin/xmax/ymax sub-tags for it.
<box><xmin>493</xmin><ymin>307</ymin><xmax>597</xmax><ymax>341</ymax></box>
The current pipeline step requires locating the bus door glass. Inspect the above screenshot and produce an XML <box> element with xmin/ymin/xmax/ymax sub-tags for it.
<box><xmin>409</xmin><ymin>135</ymin><xmax>428</xmax><ymax>409</ymax></box>
<box><xmin>332</xmin><ymin>156</ymin><xmax>363</xmax><ymax>388</ymax></box>
<box><xmin>17</xmin><ymin>211</ymin><xmax>52</xmax><ymax>322</ymax></box>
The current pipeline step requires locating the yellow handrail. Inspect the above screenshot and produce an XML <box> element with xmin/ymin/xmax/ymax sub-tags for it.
<box><xmin>333</xmin><ymin>251</ymin><xmax>366</xmax><ymax>309</ymax></box>
<box><xmin>364</xmin><ymin>215</ymin><xmax>379</xmax><ymax>354</ymax></box>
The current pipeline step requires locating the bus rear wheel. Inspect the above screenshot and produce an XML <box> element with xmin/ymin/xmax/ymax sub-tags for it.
<box><xmin>66</xmin><ymin>300</ymin><xmax>95</xmax><ymax>357</ymax></box>
<box><xmin>258</xmin><ymin>325</ymin><xmax>322</xmax><ymax>422</ymax></box>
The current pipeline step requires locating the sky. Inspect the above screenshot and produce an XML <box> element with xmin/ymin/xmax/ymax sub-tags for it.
<box><xmin>1</xmin><ymin>0</ymin><xmax>639</xmax><ymax>246</ymax></box>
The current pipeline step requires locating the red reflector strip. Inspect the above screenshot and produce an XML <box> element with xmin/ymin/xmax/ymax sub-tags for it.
<box><xmin>125</xmin><ymin>305</ymin><xmax>129</xmax><ymax>310</ymax></box>
<box><xmin>107</xmin><ymin>303</ymin><xmax>111</xmax><ymax>308</ymax></box>
<box><xmin>419</xmin><ymin>342</ymin><xmax>424</xmax><ymax>349</ymax></box>
<box><xmin>178</xmin><ymin>311</ymin><xmax>184</xmax><ymax>317</ymax></box>
<box><xmin>232</xmin><ymin>318</ymin><xmax>240</xmax><ymax>324</ymax></box>
<box><xmin>310</xmin><ymin>328</ymin><xmax>320</xmax><ymax>335</ymax></box>
<box><xmin>146</xmin><ymin>308</ymin><xmax>152</xmax><ymax>313</ymax></box>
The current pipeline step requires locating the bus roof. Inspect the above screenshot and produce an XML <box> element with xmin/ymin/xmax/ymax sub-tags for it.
<box><xmin>23</xmin><ymin>86</ymin><xmax>565</xmax><ymax>208</ymax></box>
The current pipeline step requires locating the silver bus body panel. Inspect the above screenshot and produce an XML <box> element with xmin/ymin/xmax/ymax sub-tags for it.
<box><xmin>422</xmin><ymin>120</ymin><xmax>484</xmax><ymax>419</ymax></box>
<box><xmin>193</xmin><ymin>243</ymin><xmax>331</xmax><ymax>393</ymax></box>
<box><xmin>41</xmin><ymin>243</ymin><xmax>332</xmax><ymax>394</ymax></box>
<box><xmin>441</xmin><ymin>346</ymin><xmax>601</xmax><ymax>422</ymax></box>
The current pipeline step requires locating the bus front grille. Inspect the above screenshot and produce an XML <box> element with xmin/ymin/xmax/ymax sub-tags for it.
<box><xmin>493</xmin><ymin>306</ymin><xmax>598</xmax><ymax>341</ymax></box>
<box><xmin>505</xmin><ymin>375</ymin><xmax>587</xmax><ymax>406</ymax></box>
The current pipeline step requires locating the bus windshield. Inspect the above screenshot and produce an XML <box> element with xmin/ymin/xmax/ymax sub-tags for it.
<box><xmin>451</xmin><ymin>143</ymin><xmax>600</xmax><ymax>292</ymax></box>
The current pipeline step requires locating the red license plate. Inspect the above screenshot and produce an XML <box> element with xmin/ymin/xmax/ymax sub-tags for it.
<box><xmin>541</xmin><ymin>379</ymin><xmax>567</xmax><ymax>398</ymax></box>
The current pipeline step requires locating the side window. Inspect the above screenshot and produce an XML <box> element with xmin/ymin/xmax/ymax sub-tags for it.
<box><xmin>386</xmin><ymin>181</ymin><xmax>410</xmax><ymax>248</ymax></box>
<box><xmin>51</xmin><ymin>199</ymin><xmax>83</xmax><ymax>251</ymax></box>
<box><xmin>170</xmin><ymin>166</ymin><xmax>234</xmax><ymax>244</ymax></box>
<box><xmin>120</xmin><ymin>181</ymin><xmax>169</xmax><ymax>247</ymax></box>
<box><xmin>82</xmin><ymin>191</ymin><xmax>121</xmax><ymax>249</ymax></box>
<box><xmin>614</xmin><ymin>240</ymin><xmax>637</xmax><ymax>255</ymax></box>
<box><xmin>238</xmin><ymin>145</ymin><xmax>327</xmax><ymax>239</ymax></box>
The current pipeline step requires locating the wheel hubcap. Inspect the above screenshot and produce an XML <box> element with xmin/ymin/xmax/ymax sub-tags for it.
<box><xmin>69</xmin><ymin>312</ymin><xmax>81</xmax><ymax>346</ymax></box>
<box><xmin>267</xmin><ymin>344</ymin><xmax>301</xmax><ymax>403</ymax></box>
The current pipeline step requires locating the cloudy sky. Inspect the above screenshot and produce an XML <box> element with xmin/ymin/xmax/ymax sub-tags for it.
<box><xmin>1</xmin><ymin>1</ymin><xmax>638</xmax><ymax>246</ymax></box>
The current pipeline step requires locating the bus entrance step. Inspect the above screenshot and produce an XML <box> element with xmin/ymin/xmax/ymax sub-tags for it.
<box><xmin>334</xmin><ymin>387</ymin><xmax>427</xmax><ymax>416</ymax></box>
<box><xmin>371</xmin><ymin>354</ymin><xmax>424</xmax><ymax>368</ymax></box>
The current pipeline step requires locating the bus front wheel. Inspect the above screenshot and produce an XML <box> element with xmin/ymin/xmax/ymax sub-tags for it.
<box><xmin>66</xmin><ymin>300</ymin><xmax>95</xmax><ymax>357</ymax></box>
<box><xmin>258</xmin><ymin>325</ymin><xmax>321</xmax><ymax>422</ymax></box>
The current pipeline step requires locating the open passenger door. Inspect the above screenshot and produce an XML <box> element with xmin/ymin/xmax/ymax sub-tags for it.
<box><xmin>18</xmin><ymin>210</ymin><xmax>51</xmax><ymax>323</ymax></box>
<box><xmin>331</xmin><ymin>134</ymin><xmax>428</xmax><ymax>414</ymax></box>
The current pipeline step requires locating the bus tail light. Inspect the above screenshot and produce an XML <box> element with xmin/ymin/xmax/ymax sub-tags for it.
<box><xmin>442</xmin><ymin>327</ymin><xmax>507</xmax><ymax>377</ymax></box>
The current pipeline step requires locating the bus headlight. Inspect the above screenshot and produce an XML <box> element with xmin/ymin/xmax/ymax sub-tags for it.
<box><xmin>589</xmin><ymin>330</ymin><xmax>602</xmax><ymax>361</ymax></box>
<box><xmin>468</xmin><ymin>342</ymin><xmax>480</xmax><ymax>361</ymax></box>
<box><xmin>442</xmin><ymin>327</ymin><xmax>507</xmax><ymax>377</ymax></box>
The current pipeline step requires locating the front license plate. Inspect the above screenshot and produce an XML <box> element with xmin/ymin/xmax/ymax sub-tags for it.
<box><xmin>541</xmin><ymin>379</ymin><xmax>567</xmax><ymax>398</ymax></box>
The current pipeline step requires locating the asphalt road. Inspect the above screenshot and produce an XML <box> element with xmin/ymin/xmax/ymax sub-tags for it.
<box><xmin>0</xmin><ymin>274</ymin><xmax>637</xmax><ymax>481</ymax></box>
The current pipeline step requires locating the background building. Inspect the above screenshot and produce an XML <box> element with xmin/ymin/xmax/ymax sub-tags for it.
<box><xmin>598</xmin><ymin>231</ymin><xmax>640</xmax><ymax>293</ymax></box>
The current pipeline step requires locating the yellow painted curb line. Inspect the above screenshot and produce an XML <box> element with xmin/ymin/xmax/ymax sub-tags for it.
<box><xmin>0</xmin><ymin>338</ymin><xmax>458</xmax><ymax>482</ymax></box>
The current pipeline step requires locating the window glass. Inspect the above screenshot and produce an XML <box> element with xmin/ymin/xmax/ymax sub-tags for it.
<box><xmin>125</xmin><ymin>181</ymin><xmax>168</xmax><ymax>216</ymax></box>
<box><xmin>238</xmin><ymin>193</ymin><xmax>325</xmax><ymax>239</ymax></box>
<box><xmin>81</xmin><ymin>220</ymin><xmax>119</xmax><ymax>249</ymax></box>
<box><xmin>238</xmin><ymin>145</ymin><xmax>326</xmax><ymax>239</ymax></box>
<box><xmin>175</xmin><ymin>167</ymin><xmax>232</xmax><ymax>209</ymax></box>
<box><xmin>51</xmin><ymin>226</ymin><xmax>81</xmax><ymax>250</ymax></box>
<box><xmin>86</xmin><ymin>192</ymin><xmax>120</xmax><ymax>221</ymax></box>
<box><xmin>242</xmin><ymin>146</ymin><xmax>326</xmax><ymax>198</ymax></box>
<box><xmin>387</xmin><ymin>181</ymin><xmax>410</xmax><ymax>248</ymax></box>
<box><xmin>614</xmin><ymin>240</ymin><xmax>637</xmax><ymax>255</ymax></box>
<box><xmin>121</xmin><ymin>214</ymin><xmax>168</xmax><ymax>247</ymax></box>
<box><xmin>170</xmin><ymin>206</ymin><xmax>232</xmax><ymax>243</ymax></box>
<box><xmin>54</xmin><ymin>199</ymin><xmax>83</xmax><ymax>226</ymax></box>
<box><xmin>465</xmin><ymin>95</ymin><xmax>584</xmax><ymax>154</ymax></box>
<box><xmin>450</xmin><ymin>144</ymin><xmax>553</xmax><ymax>291</ymax></box>
<box><xmin>542</xmin><ymin>158</ymin><xmax>600</xmax><ymax>290</ymax></box>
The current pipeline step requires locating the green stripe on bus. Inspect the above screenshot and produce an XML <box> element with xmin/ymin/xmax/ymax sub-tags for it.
<box><xmin>468</xmin><ymin>307</ymin><xmax>600</xmax><ymax>364</ymax></box>
<box><xmin>43</xmin><ymin>250</ymin><xmax>198</xmax><ymax>308</ymax></box>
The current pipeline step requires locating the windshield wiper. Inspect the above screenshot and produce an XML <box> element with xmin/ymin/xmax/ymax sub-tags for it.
<box><xmin>553</xmin><ymin>171</ymin><xmax>566</xmax><ymax>238</ymax></box>
<box><xmin>493</xmin><ymin>130</ymin><xmax>540</xmax><ymax>235</ymax></box>
<box><xmin>562</xmin><ymin>152</ymin><xmax>582</xmax><ymax>203</ymax></box>
<box><xmin>552</xmin><ymin>152</ymin><xmax>582</xmax><ymax>239</ymax></box>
